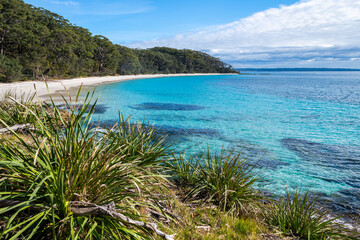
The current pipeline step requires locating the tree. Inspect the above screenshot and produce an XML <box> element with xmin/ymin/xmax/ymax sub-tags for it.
<box><xmin>93</xmin><ymin>35</ymin><xmax>119</xmax><ymax>75</ymax></box>
<box><xmin>116</xmin><ymin>45</ymin><xmax>141</xmax><ymax>75</ymax></box>
<box><xmin>0</xmin><ymin>0</ymin><xmax>237</xmax><ymax>83</ymax></box>
<box><xmin>0</xmin><ymin>55</ymin><xmax>22</xmax><ymax>82</ymax></box>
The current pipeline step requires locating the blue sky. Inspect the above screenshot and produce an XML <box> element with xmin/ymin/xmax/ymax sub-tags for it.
<box><xmin>24</xmin><ymin>0</ymin><xmax>360</xmax><ymax>68</ymax></box>
<box><xmin>24</xmin><ymin>0</ymin><xmax>298</xmax><ymax>43</ymax></box>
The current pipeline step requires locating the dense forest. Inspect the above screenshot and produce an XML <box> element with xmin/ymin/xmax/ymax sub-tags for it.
<box><xmin>0</xmin><ymin>0</ymin><xmax>237</xmax><ymax>83</ymax></box>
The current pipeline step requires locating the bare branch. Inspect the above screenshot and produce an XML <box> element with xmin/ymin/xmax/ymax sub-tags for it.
<box><xmin>0</xmin><ymin>124</ymin><xmax>35</xmax><ymax>135</ymax></box>
<box><xmin>70</xmin><ymin>201</ymin><xmax>175</xmax><ymax>240</ymax></box>
<box><xmin>0</xmin><ymin>200</ymin><xmax>175</xmax><ymax>240</ymax></box>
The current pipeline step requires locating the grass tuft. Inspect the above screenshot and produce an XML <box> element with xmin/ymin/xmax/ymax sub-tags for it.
<box><xmin>0</xmin><ymin>90</ymin><xmax>171</xmax><ymax>239</ymax></box>
<box><xmin>166</xmin><ymin>149</ymin><xmax>260</xmax><ymax>214</ymax></box>
<box><xmin>0</xmin><ymin>92</ymin><xmax>37</xmax><ymax>127</ymax></box>
<box><xmin>264</xmin><ymin>189</ymin><xmax>351</xmax><ymax>239</ymax></box>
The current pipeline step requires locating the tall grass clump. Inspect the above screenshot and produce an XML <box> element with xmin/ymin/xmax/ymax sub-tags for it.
<box><xmin>166</xmin><ymin>150</ymin><xmax>260</xmax><ymax>213</ymax></box>
<box><xmin>0</xmin><ymin>92</ymin><xmax>38</xmax><ymax>127</ymax></box>
<box><xmin>0</xmin><ymin>90</ymin><xmax>173</xmax><ymax>239</ymax></box>
<box><xmin>264</xmin><ymin>189</ymin><xmax>350</xmax><ymax>239</ymax></box>
<box><xmin>106</xmin><ymin>114</ymin><xmax>170</xmax><ymax>168</ymax></box>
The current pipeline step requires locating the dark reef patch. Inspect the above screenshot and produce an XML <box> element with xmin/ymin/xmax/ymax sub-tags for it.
<box><xmin>229</xmin><ymin>141</ymin><xmax>289</xmax><ymax>170</ymax></box>
<box><xmin>317</xmin><ymin>189</ymin><xmax>360</xmax><ymax>219</ymax></box>
<box><xmin>57</xmin><ymin>104</ymin><xmax>108</xmax><ymax>114</ymax></box>
<box><xmin>281</xmin><ymin>138</ymin><xmax>360</xmax><ymax>169</ymax></box>
<box><xmin>282</xmin><ymin>138</ymin><xmax>360</xmax><ymax>217</ymax></box>
<box><xmin>129</xmin><ymin>102</ymin><xmax>206</xmax><ymax>111</ymax></box>
<box><xmin>153</xmin><ymin>125</ymin><xmax>224</xmax><ymax>144</ymax></box>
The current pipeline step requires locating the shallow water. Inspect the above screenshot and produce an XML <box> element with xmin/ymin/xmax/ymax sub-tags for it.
<box><xmin>85</xmin><ymin>72</ymin><xmax>360</xmax><ymax>217</ymax></box>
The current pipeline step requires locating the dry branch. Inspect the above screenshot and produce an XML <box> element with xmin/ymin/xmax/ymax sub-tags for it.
<box><xmin>0</xmin><ymin>124</ymin><xmax>35</xmax><ymax>135</ymax></box>
<box><xmin>0</xmin><ymin>200</ymin><xmax>175</xmax><ymax>240</ymax></box>
<box><xmin>70</xmin><ymin>201</ymin><xmax>175</xmax><ymax>240</ymax></box>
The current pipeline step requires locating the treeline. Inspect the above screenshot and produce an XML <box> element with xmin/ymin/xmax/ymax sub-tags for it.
<box><xmin>0</xmin><ymin>0</ymin><xmax>237</xmax><ymax>83</ymax></box>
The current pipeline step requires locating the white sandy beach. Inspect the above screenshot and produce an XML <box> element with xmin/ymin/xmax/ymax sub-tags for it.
<box><xmin>0</xmin><ymin>73</ymin><xmax>229</xmax><ymax>100</ymax></box>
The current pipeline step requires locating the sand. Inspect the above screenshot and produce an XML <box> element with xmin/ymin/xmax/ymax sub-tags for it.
<box><xmin>0</xmin><ymin>73</ymin><xmax>229</xmax><ymax>100</ymax></box>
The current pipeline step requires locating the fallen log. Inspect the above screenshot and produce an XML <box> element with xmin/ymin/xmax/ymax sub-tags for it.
<box><xmin>0</xmin><ymin>200</ymin><xmax>175</xmax><ymax>240</ymax></box>
<box><xmin>70</xmin><ymin>201</ymin><xmax>175</xmax><ymax>240</ymax></box>
<box><xmin>0</xmin><ymin>124</ymin><xmax>35</xmax><ymax>135</ymax></box>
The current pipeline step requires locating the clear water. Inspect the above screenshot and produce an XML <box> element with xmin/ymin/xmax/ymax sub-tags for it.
<box><xmin>84</xmin><ymin>72</ymin><xmax>360</xmax><ymax>216</ymax></box>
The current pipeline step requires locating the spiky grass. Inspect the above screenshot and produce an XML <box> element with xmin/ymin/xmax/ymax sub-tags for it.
<box><xmin>0</xmin><ymin>90</ymin><xmax>171</xmax><ymax>239</ymax></box>
<box><xmin>166</xmin><ymin>149</ymin><xmax>260</xmax><ymax>214</ymax></box>
<box><xmin>0</xmin><ymin>92</ymin><xmax>37</xmax><ymax>128</ymax></box>
<box><xmin>165</xmin><ymin>152</ymin><xmax>200</xmax><ymax>186</ymax></box>
<box><xmin>264</xmin><ymin>189</ymin><xmax>350</xmax><ymax>239</ymax></box>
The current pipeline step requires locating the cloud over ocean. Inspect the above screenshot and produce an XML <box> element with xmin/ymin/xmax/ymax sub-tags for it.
<box><xmin>130</xmin><ymin>0</ymin><xmax>360</xmax><ymax>68</ymax></box>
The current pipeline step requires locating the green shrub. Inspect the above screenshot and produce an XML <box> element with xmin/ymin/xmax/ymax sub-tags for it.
<box><xmin>165</xmin><ymin>153</ymin><xmax>201</xmax><ymax>186</ymax></box>
<box><xmin>106</xmin><ymin>114</ymin><xmax>170</xmax><ymax>167</ymax></box>
<box><xmin>167</xmin><ymin>150</ymin><xmax>260</xmax><ymax>213</ymax></box>
<box><xmin>0</xmin><ymin>93</ymin><xmax>37</xmax><ymax>127</ymax></box>
<box><xmin>264</xmin><ymin>189</ymin><xmax>349</xmax><ymax>239</ymax></box>
<box><xmin>0</xmin><ymin>91</ymin><xmax>172</xmax><ymax>239</ymax></box>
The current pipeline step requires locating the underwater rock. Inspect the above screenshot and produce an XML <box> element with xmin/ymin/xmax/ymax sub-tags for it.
<box><xmin>155</xmin><ymin>125</ymin><xmax>221</xmax><ymax>138</ymax></box>
<box><xmin>317</xmin><ymin>189</ymin><xmax>360</xmax><ymax>218</ymax></box>
<box><xmin>57</xmin><ymin>104</ymin><xmax>108</xmax><ymax>114</ymax></box>
<box><xmin>282</xmin><ymin>137</ymin><xmax>360</xmax><ymax>217</ymax></box>
<box><xmin>229</xmin><ymin>141</ymin><xmax>289</xmax><ymax>170</ymax></box>
<box><xmin>281</xmin><ymin>138</ymin><xmax>360</xmax><ymax>169</ymax></box>
<box><xmin>129</xmin><ymin>102</ymin><xmax>206</xmax><ymax>111</ymax></box>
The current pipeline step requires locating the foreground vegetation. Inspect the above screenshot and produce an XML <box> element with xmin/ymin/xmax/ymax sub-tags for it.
<box><xmin>0</xmin><ymin>91</ymin><xmax>358</xmax><ymax>239</ymax></box>
<box><xmin>0</xmin><ymin>0</ymin><xmax>237</xmax><ymax>83</ymax></box>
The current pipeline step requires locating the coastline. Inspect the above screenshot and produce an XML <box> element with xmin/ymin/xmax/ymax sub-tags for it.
<box><xmin>0</xmin><ymin>73</ymin><xmax>233</xmax><ymax>99</ymax></box>
<box><xmin>1</xmin><ymin>73</ymin><xmax>360</xmax><ymax>236</ymax></box>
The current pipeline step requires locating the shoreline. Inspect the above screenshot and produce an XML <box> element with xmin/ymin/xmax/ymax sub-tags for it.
<box><xmin>0</xmin><ymin>73</ymin><xmax>234</xmax><ymax>99</ymax></box>
<box><xmin>1</xmin><ymin>74</ymin><xmax>360</xmax><ymax>234</ymax></box>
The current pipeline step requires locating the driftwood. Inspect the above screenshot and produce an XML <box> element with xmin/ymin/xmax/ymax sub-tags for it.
<box><xmin>0</xmin><ymin>200</ymin><xmax>175</xmax><ymax>240</ymax></box>
<box><xmin>0</xmin><ymin>124</ymin><xmax>35</xmax><ymax>135</ymax></box>
<box><xmin>70</xmin><ymin>201</ymin><xmax>175</xmax><ymax>240</ymax></box>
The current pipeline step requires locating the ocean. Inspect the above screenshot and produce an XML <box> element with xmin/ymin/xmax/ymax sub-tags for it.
<box><xmin>84</xmin><ymin>71</ymin><xmax>360</xmax><ymax>218</ymax></box>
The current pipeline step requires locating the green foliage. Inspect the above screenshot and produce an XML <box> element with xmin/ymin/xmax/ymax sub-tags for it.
<box><xmin>133</xmin><ymin>47</ymin><xmax>236</xmax><ymax>74</ymax></box>
<box><xmin>0</xmin><ymin>0</ymin><xmax>237</xmax><ymax>82</ymax></box>
<box><xmin>93</xmin><ymin>35</ymin><xmax>120</xmax><ymax>75</ymax></box>
<box><xmin>264</xmin><ymin>189</ymin><xmax>349</xmax><ymax>239</ymax></box>
<box><xmin>0</xmin><ymin>93</ymin><xmax>36</xmax><ymax>127</ymax></box>
<box><xmin>165</xmin><ymin>153</ymin><xmax>201</xmax><ymax>185</ymax></box>
<box><xmin>0</xmin><ymin>92</ymin><xmax>171</xmax><ymax>239</ymax></box>
<box><xmin>116</xmin><ymin>45</ymin><xmax>142</xmax><ymax>75</ymax></box>
<box><xmin>0</xmin><ymin>55</ymin><xmax>22</xmax><ymax>82</ymax></box>
<box><xmin>166</xmin><ymin>150</ymin><xmax>260</xmax><ymax>213</ymax></box>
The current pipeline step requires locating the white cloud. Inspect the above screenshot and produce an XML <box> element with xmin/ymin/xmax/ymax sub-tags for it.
<box><xmin>130</xmin><ymin>0</ymin><xmax>360</xmax><ymax>68</ymax></box>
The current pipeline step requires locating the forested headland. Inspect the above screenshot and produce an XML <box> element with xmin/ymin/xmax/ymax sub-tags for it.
<box><xmin>0</xmin><ymin>0</ymin><xmax>237</xmax><ymax>83</ymax></box>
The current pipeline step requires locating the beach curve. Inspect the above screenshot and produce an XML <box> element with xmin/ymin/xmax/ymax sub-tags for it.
<box><xmin>0</xmin><ymin>73</ymin><xmax>233</xmax><ymax>99</ymax></box>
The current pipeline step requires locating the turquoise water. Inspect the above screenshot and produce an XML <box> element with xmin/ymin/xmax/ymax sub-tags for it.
<box><xmin>86</xmin><ymin>72</ymin><xmax>360</xmax><ymax>216</ymax></box>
